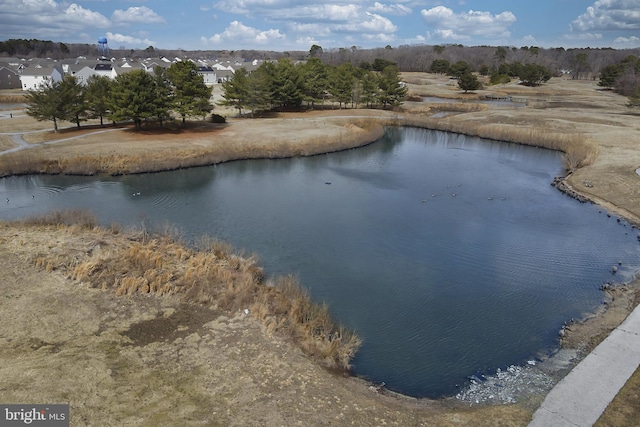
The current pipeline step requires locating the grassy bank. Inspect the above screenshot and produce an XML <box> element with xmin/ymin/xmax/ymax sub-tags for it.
<box><xmin>390</xmin><ymin>114</ymin><xmax>598</xmax><ymax>172</ymax></box>
<box><xmin>16</xmin><ymin>210</ymin><xmax>361</xmax><ymax>371</ymax></box>
<box><xmin>0</xmin><ymin>119</ymin><xmax>386</xmax><ymax>177</ymax></box>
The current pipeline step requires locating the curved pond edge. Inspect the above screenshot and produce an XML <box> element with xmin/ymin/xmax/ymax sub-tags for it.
<box><xmin>2</xmin><ymin>112</ymin><xmax>640</xmax><ymax>404</ymax></box>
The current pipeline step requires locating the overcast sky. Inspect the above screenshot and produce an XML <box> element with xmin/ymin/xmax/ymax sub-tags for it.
<box><xmin>1</xmin><ymin>0</ymin><xmax>639</xmax><ymax>52</ymax></box>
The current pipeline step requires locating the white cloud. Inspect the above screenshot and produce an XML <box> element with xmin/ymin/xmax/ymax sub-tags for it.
<box><xmin>614</xmin><ymin>35</ymin><xmax>640</xmax><ymax>43</ymax></box>
<box><xmin>369</xmin><ymin>2</ymin><xmax>412</xmax><ymax>16</ymax></box>
<box><xmin>278</xmin><ymin>4</ymin><xmax>361</xmax><ymax>22</ymax></box>
<box><xmin>207</xmin><ymin>1</ymin><xmax>401</xmax><ymax>44</ymax></box>
<box><xmin>202</xmin><ymin>21</ymin><xmax>286</xmax><ymax>46</ymax></box>
<box><xmin>420</xmin><ymin>6</ymin><xmax>516</xmax><ymax>42</ymax></box>
<box><xmin>112</xmin><ymin>6</ymin><xmax>165</xmax><ymax>24</ymax></box>
<box><xmin>0</xmin><ymin>0</ymin><xmax>110</xmax><ymax>39</ymax></box>
<box><xmin>106</xmin><ymin>32</ymin><xmax>156</xmax><ymax>48</ymax></box>
<box><xmin>571</xmin><ymin>0</ymin><xmax>640</xmax><ymax>32</ymax></box>
<box><xmin>213</xmin><ymin>0</ymin><xmax>292</xmax><ymax>15</ymax></box>
<box><xmin>561</xmin><ymin>32</ymin><xmax>604</xmax><ymax>42</ymax></box>
<box><xmin>288</xmin><ymin>23</ymin><xmax>332</xmax><ymax>36</ymax></box>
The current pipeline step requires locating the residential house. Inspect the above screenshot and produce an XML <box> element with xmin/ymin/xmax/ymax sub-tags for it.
<box><xmin>0</xmin><ymin>62</ymin><xmax>21</xmax><ymax>90</ymax></box>
<box><xmin>197</xmin><ymin>66</ymin><xmax>217</xmax><ymax>86</ymax></box>
<box><xmin>216</xmin><ymin>69</ymin><xmax>234</xmax><ymax>83</ymax></box>
<box><xmin>94</xmin><ymin>63</ymin><xmax>117</xmax><ymax>79</ymax></box>
<box><xmin>73</xmin><ymin>66</ymin><xmax>98</xmax><ymax>85</ymax></box>
<box><xmin>19</xmin><ymin>65</ymin><xmax>64</xmax><ymax>90</ymax></box>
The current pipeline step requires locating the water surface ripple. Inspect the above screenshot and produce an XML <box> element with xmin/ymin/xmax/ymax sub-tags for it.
<box><xmin>1</xmin><ymin>127</ymin><xmax>638</xmax><ymax>398</ymax></box>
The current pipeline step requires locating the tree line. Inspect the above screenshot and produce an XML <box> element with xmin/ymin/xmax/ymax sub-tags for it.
<box><xmin>598</xmin><ymin>55</ymin><xmax>640</xmax><ymax>104</ymax></box>
<box><xmin>218</xmin><ymin>57</ymin><xmax>407</xmax><ymax>116</ymax></box>
<box><xmin>25</xmin><ymin>61</ymin><xmax>213</xmax><ymax>131</ymax></box>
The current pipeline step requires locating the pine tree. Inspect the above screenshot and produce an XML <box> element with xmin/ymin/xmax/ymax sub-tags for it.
<box><xmin>108</xmin><ymin>70</ymin><xmax>158</xmax><ymax>129</ymax></box>
<box><xmin>270</xmin><ymin>58</ymin><xmax>304</xmax><ymax>109</ymax></box>
<box><xmin>457</xmin><ymin>71</ymin><xmax>480</xmax><ymax>93</ymax></box>
<box><xmin>25</xmin><ymin>79</ymin><xmax>73</xmax><ymax>132</ymax></box>
<box><xmin>85</xmin><ymin>75</ymin><xmax>111</xmax><ymax>126</ymax></box>
<box><xmin>166</xmin><ymin>61</ymin><xmax>213</xmax><ymax>125</ymax></box>
<box><xmin>219</xmin><ymin>67</ymin><xmax>249</xmax><ymax>116</ymax></box>
<box><xmin>152</xmin><ymin>66</ymin><xmax>173</xmax><ymax>126</ymax></box>
<box><xmin>60</xmin><ymin>76</ymin><xmax>86</xmax><ymax>128</ymax></box>
<box><xmin>301</xmin><ymin>58</ymin><xmax>329</xmax><ymax>108</ymax></box>
<box><xmin>377</xmin><ymin>65</ymin><xmax>407</xmax><ymax>108</ymax></box>
<box><xmin>329</xmin><ymin>63</ymin><xmax>355</xmax><ymax>109</ymax></box>
<box><xmin>245</xmin><ymin>67</ymin><xmax>270</xmax><ymax>117</ymax></box>
<box><xmin>359</xmin><ymin>70</ymin><xmax>379</xmax><ymax>108</ymax></box>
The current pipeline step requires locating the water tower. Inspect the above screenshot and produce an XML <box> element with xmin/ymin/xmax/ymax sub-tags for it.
<box><xmin>98</xmin><ymin>37</ymin><xmax>109</xmax><ymax>58</ymax></box>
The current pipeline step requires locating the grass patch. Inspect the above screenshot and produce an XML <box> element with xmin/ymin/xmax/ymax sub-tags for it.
<box><xmin>428</xmin><ymin>102</ymin><xmax>488</xmax><ymax>113</ymax></box>
<box><xmin>0</xmin><ymin>119</ymin><xmax>385</xmax><ymax>177</ymax></box>
<box><xmin>393</xmin><ymin>115</ymin><xmax>598</xmax><ymax>172</ymax></box>
<box><xmin>17</xmin><ymin>214</ymin><xmax>362</xmax><ymax>371</ymax></box>
<box><xmin>595</xmin><ymin>366</ymin><xmax>640</xmax><ymax>426</ymax></box>
<box><xmin>0</xmin><ymin>93</ymin><xmax>25</xmax><ymax>103</ymax></box>
<box><xmin>252</xmin><ymin>275</ymin><xmax>362</xmax><ymax>370</ymax></box>
<box><xmin>0</xmin><ymin>135</ymin><xmax>17</xmax><ymax>151</ymax></box>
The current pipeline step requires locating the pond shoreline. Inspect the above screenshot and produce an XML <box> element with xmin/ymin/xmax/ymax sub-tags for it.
<box><xmin>2</xmin><ymin>75</ymin><xmax>640</xmax><ymax>424</ymax></box>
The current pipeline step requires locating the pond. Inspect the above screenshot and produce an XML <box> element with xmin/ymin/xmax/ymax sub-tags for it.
<box><xmin>1</xmin><ymin>127</ymin><xmax>638</xmax><ymax>398</ymax></box>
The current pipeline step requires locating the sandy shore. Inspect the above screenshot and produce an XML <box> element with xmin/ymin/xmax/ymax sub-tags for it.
<box><xmin>1</xmin><ymin>74</ymin><xmax>640</xmax><ymax>425</ymax></box>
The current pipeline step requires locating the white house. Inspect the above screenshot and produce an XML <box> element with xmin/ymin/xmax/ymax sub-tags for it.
<box><xmin>73</xmin><ymin>66</ymin><xmax>98</xmax><ymax>85</ymax></box>
<box><xmin>94</xmin><ymin>63</ymin><xmax>117</xmax><ymax>79</ymax></box>
<box><xmin>196</xmin><ymin>66</ymin><xmax>217</xmax><ymax>86</ymax></box>
<box><xmin>19</xmin><ymin>66</ymin><xmax>64</xmax><ymax>91</ymax></box>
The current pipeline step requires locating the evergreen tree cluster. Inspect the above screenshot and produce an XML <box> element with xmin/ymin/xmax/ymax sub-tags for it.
<box><xmin>218</xmin><ymin>57</ymin><xmax>407</xmax><ymax>116</ymax></box>
<box><xmin>25</xmin><ymin>62</ymin><xmax>213</xmax><ymax>131</ymax></box>
<box><xmin>598</xmin><ymin>55</ymin><xmax>640</xmax><ymax>104</ymax></box>
<box><xmin>0</xmin><ymin>39</ymin><xmax>74</xmax><ymax>58</ymax></box>
<box><xmin>430</xmin><ymin>57</ymin><xmax>552</xmax><ymax>88</ymax></box>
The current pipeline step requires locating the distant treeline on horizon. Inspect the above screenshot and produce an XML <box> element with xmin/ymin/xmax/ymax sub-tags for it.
<box><xmin>1</xmin><ymin>38</ymin><xmax>640</xmax><ymax>75</ymax></box>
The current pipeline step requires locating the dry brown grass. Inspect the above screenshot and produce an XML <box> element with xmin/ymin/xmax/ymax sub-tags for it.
<box><xmin>595</xmin><ymin>366</ymin><xmax>640</xmax><ymax>426</ymax></box>
<box><xmin>252</xmin><ymin>275</ymin><xmax>362</xmax><ymax>370</ymax></box>
<box><xmin>427</xmin><ymin>102</ymin><xmax>488</xmax><ymax>113</ymax></box>
<box><xmin>0</xmin><ymin>135</ymin><xmax>17</xmax><ymax>152</ymax></box>
<box><xmin>19</xmin><ymin>209</ymin><xmax>99</xmax><ymax>228</ymax></box>
<box><xmin>0</xmin><ymin>93</ymin><xmax>25</xmax><ymax>103</ymax></box>
<box><xmin>394</xmin><ymin>114</ymin><xmax>598</xmax><ymax>172</ymax></box>
<box><xmin>16</xmin><ymin>214</ymin><xmax>362</xmax><ymax>371</ymax></box>
<box><xmin>0</xmin><ymin>119</ymin><xmax>385</xmax><ymax>177</ymax></box>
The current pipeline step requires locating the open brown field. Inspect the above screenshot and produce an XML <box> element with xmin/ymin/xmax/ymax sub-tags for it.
<box><xmin>1</xmin><ymin>74</ymin><xmax>640</xmax><ymax>425</ymax></box>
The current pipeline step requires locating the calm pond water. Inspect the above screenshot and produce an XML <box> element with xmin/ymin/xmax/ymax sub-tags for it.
<box><xmin>1</xmin><ymin>127</ymin><xmax>639</xmax><ymax>398</ymax></box>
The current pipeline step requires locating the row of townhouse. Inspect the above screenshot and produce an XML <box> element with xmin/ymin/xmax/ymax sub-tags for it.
<box><xmin>0</xmin><ymin>56</ymin><xmax>261</xmax><ymax>91</ymax></box>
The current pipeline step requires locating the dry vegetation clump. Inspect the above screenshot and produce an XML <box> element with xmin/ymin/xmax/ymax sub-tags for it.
<box><xmin>427</xmin><ymin>102</ymin><xmax>488</xmax><ymax>113</ymax></box>
<box><xmin>13</xmin><ymin>214</ymin><xmax>362</xmax><ymax>371</ymax></box>
<box><xmin>395</xmin><ymin>115</ymin><xmax>598</xmax><ymax>172</ymax></box>
<box><xmin>20</xmin><ymin>209</ymin><xmax>100</xmax><ymax>228</ymax></box>
<box><xmin>0</xmin><ymin>93</ymin><xmax>25</xmax><ymax>103</ymax></box>
<box><xmin>252</xmin><ymin>275</ymin><xmax>362</xmax><ymax>370</ymax></box>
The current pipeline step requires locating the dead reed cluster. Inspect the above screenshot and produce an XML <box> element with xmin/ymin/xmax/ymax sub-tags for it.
<box><xmin>252</xmin><ymin>275</ymin><xmax>362</xmax><ymax>370</ymax></box>
<box><xmin>395</xmin><ymin>115</ymin><xmax>598</xmax><ymax>172</ymax></box>
<box><xmin>18</xmin><ymin>216</ymin><xmax>362</xmax><ymax>371</ymax></box>
<box><xmin>0</xmin><ymin>94</ymin><xmax>25</xmax><ymax>103</ymax></box>
<box><xmin>427</xmin><ymin>102</ymin><xmax>488</xmax><ymax>113</ymax></box>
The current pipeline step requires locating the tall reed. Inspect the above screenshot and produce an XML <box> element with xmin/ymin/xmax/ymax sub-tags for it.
<box><xmin>19</xmin><ymin>217</ymin><xmax>361</xmax><ymax>371</ymax></box>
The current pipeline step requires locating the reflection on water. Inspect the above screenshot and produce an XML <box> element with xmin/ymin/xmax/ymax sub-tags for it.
<box><xmin>1</xmin><ymin>127</ymin><xmax>639</xmax><ymax>398</ymax></box>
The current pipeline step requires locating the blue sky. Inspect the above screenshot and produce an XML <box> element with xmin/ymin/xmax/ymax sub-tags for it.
<box><xmin>1</xmin><ymin>0</ymin><xmax>639</xmax><ymax>51</ymax></box>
